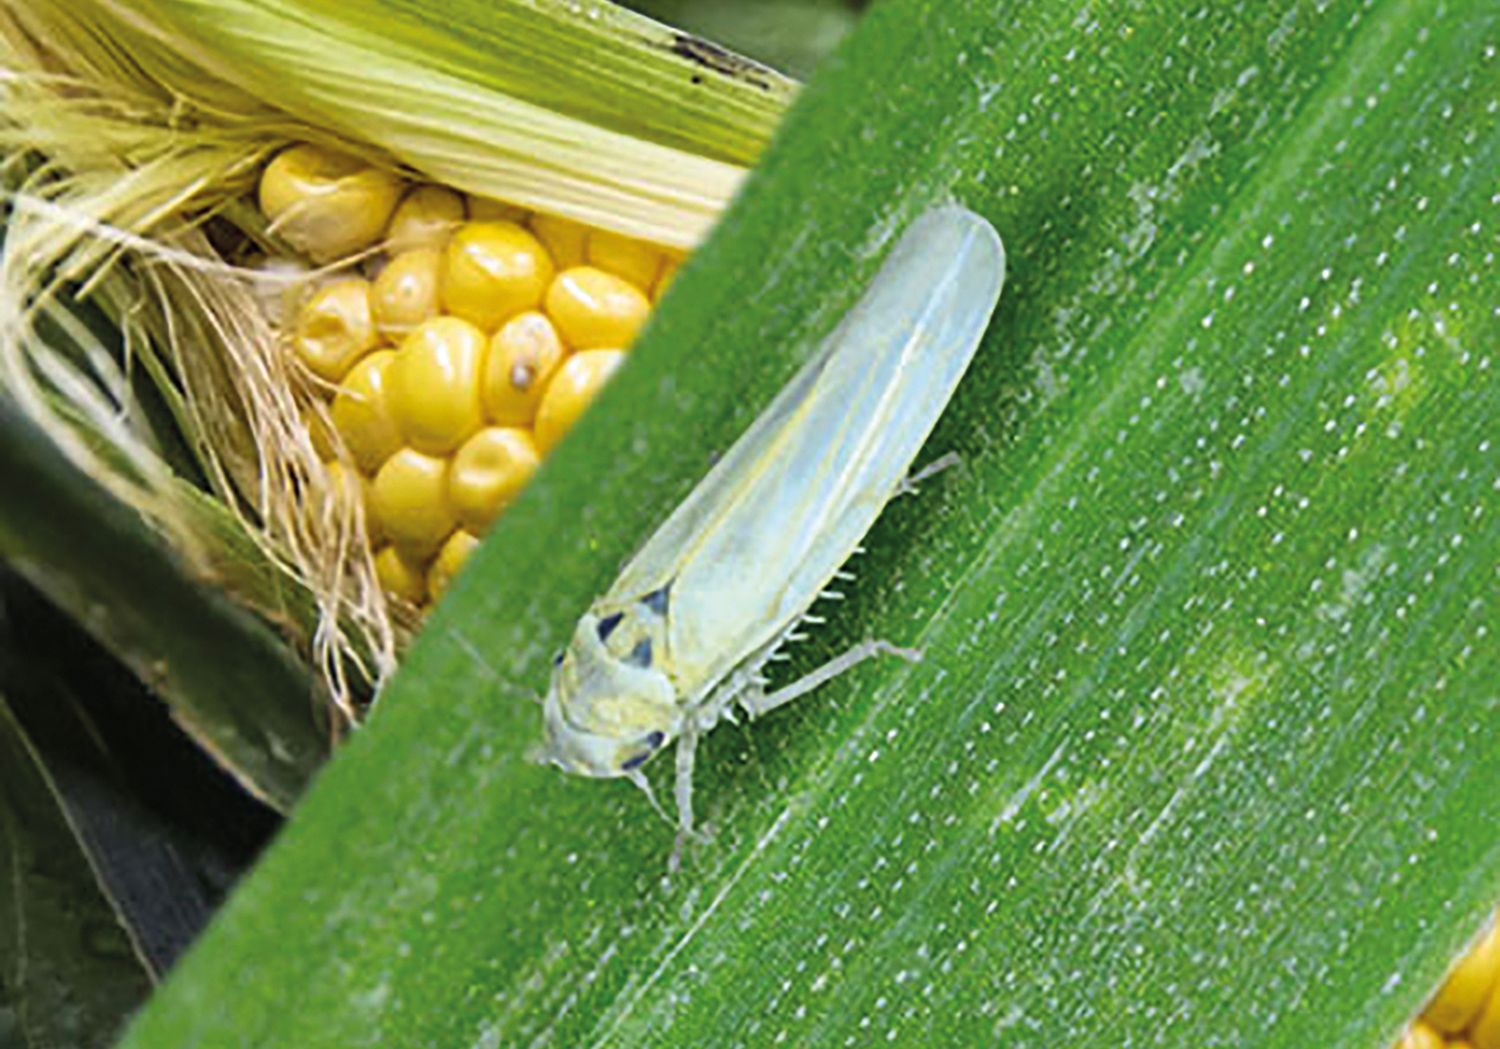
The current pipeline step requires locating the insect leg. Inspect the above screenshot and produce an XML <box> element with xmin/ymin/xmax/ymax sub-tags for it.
<box><xmin>894</xmin><ymin>451</ymin><xmax>962</xmax><ymax>497</ymax></box>
<box><xmin>669</xmin><ymin>721</ymin><xmax>701</xmax><ymax>872</ymax></box>
<box><xmin>625</xmin><ymin>768</ymin><xmax>671</xmax><ymax>826</ymax></box>
<box><xmin>740</xmin><ymin>640</ymin><xmax>923</xmax><ymax>720</ymax></box>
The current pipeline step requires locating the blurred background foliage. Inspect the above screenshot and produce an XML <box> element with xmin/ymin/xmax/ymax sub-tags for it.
<box><xmin>623</xmin><ymin>0</ymin><xmax>864</xmax><ymax>77</ymax></box>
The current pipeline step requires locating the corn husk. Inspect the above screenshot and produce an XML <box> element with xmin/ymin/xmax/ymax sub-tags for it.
<box><xmin>0</xmin><ymin>0</ymin><xmax>794</xmax><ymax>718</ymax></box>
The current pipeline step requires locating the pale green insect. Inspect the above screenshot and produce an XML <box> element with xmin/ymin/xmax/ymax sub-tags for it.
<box><xmin>539</xmin><ymin>205</ymin><xmax>1005</xmax><ymax>856</ymax></box>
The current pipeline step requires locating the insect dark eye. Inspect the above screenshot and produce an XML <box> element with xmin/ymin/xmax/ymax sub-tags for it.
<box><xmin>620</xmin><ymin>730</ymin><xmax>667</xmax><ymax>771</ymax></box>
<box><xmin>595</xmin><ymin>611</ymin><xmax>624</xmax><ymax>641</ymax></box>
<box><xmin>551</xmin><ymin>651</ymin><xmax>563</xmax><ymax>668</ymax></box>
<box><xmin>626</xmin><ymin>638</ymin><xmax>653</xmax><ymax>668</ymax></box>
<box><xmin>641</xmin><ymin>584</ymin><xmax>671</xmax><ymax>616</ymax></box>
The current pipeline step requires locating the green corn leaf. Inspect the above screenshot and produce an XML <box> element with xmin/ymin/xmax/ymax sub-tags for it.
<box><xmin>0</xmin><ymin>695</ymin><xmax>150</xmax><ymax>1049</ymax></box>
<box><xmin>0</xmin><ymin>400</ymin><xmax>326</xmax><ymax>811</ymax></box>
<box><xmin>123</xmin><ymin>0</ymin><xmax>1500</xmax><ymax>1046</ymax></box>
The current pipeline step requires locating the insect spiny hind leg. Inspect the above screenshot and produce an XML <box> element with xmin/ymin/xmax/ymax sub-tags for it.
<box><xmin>895</xmin><ymin>451</ymin><xmax>962</xmax><ymax>497</ymax></box>
<box><xmin>739</xmin><ymin>640</ymin><xmax>923</xmax><ymax>721</ymax></box>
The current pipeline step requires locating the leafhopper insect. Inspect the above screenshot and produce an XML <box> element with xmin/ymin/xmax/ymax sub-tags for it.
<box><xmin>539</xmin><ymin>205</ymin><xmax>1006</xmax><ymax>857</ymax></box>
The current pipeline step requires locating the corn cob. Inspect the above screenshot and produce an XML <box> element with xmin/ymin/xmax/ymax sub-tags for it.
<box><xmin>0</xmin><ymin>0</ymin><xmax>784</xmax><ymax>751</ymax></box>
<box><xmin>260</xmin><ymin>143</ymin><xmax>678</xmax><ymax>612</ymax></box>
<box><xmin>1396</xmin><ymin>910</ymin><xmax>1500</xmax><ymax>1049</ymax></box>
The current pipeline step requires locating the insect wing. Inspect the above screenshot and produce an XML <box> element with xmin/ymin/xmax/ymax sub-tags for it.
<box><xmin>605</xmin><ymin>206</ymin><xmax>1006</xmax><ymax>694</ymax></box>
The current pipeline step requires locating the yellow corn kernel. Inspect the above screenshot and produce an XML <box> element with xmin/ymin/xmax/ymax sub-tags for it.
<box><xmin>529</xmin><ymin>212</ymin><xmax>588</xmax><ymax>269</ymax></box>
<box><xmin>386</xmin><ymin>185</ymin><xmax>465</xmax><ymax>252</ymax></box>
<box><xmin>258</xmin><ymin>144</ymin><xmax>403</xmax><ymax>264</ymax></box>
<box><xmin>654</xmin><ymin>257</ymin><xmax>680</xmax><ymax>302</ymax></box>
<box><xmin>1426</xmin><ymin>921</ymin><xmax>1500</xmax><ymax>1034</ymax></box>
<box><xmin>545</xmin><ymin>266</ymin><xmax>651</xmax><ymax>350</ymax></box>
<box><xmin>441</xmin><ymin>221</ymin><xmax>554</xmax><ymax>331</ymax></box>
<box><xmin>387</xmin><ymin>317</ymin><xmax>486</xmax><ymax>455</ymax></box>
<box><xmin>468</xmin><ymin>195</ymin><xmax>528</xmax><ymax>224</ymax></box>
<box><xmin>587</xmin><ymin>228</ymin><xmax>661</xmax><ymax>289</ymax></box>
<box><xmin>482</xmin><ymin>311</ymin><xmax>567</xmax><ymax>426</ymax></box>
<box><xmin>374</xmin><ymin>545</ymin><xmax>427</xmax><ymax>605</ymax></box>
<box><xmin>534</xmin><ymin>349</ymin><xmax>625</xmax><ymax>454</ymax></box>
<box><xmin>427</xmin><ymin>529</ymin><xmax>481</xmax><ymax>601</ymax></box>
<box><xmin>1398</xmin><ymin>1021</ymin><xmax>1447</xmax><ymax>1049</ymax></box>
<box><xmin>371</xmin><ymin>248</ymin><xmax>442</xmax><ymax>341</ymax></box>
<box><xmin>293</xmin><ymin>278</ymin><xmax>379</xmax><ymax>383</ymax></box>
<box><xmin>449</xmin><ymin>427</ymin><xmax>540</xmax><ymax>532</ymax></box>
<box><xmin>1469</xmin><ymin>951</ymin><xmax>1500</xmax><ymax>1048</ymax></box>
<box><xmin>371</xmin><ymin>448</ymin><xmax>456</xmax><ymax>557</ymax></box>
<box><xmin>331</xmin><ymin>349</ymin><xmax>402</xmax><ymax>473</ymax></box>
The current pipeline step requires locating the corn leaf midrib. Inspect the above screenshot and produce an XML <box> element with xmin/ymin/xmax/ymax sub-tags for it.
<box><xmin>121</xmin><ymin>0</ymin><xmax>1499</xmax><ymax>1046</ymax></box>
